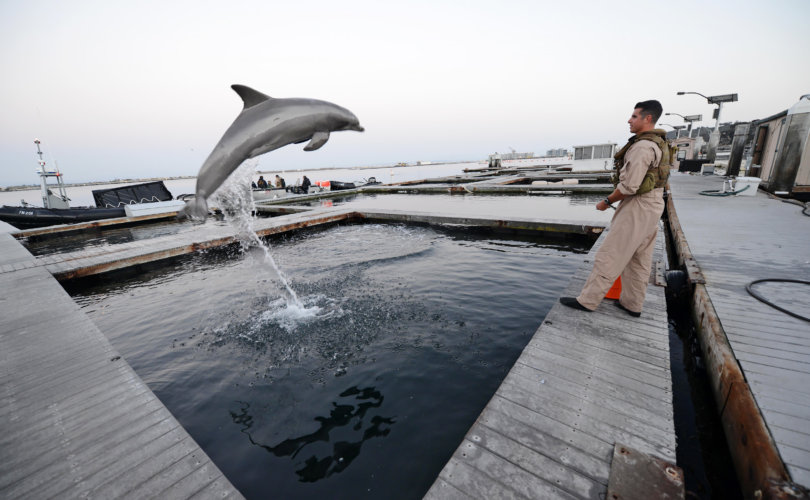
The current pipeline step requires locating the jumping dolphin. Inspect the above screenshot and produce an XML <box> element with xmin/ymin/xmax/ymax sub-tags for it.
<box><xmin>181</xmin><ymin>84</ymin><xmax>364</xmax><ymax>220</ymax></box>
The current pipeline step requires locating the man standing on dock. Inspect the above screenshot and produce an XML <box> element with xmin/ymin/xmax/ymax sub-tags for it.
<box><xmin>560</xmin><ymin>100</ymin><xmax>667</xmax><ymax>317</ymax></box>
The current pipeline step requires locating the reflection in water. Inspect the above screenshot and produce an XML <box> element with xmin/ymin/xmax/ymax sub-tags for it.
<box><xmin>230</xmin><ymin>386</ymin><xmax>395</xmax><ymax>482</ymax></box>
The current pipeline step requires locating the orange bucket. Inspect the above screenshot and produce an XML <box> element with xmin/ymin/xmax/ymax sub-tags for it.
<box><xmin>605</xmin><ymin>276</ymin><xmax>622</xmax><ymax>300</ymax></box>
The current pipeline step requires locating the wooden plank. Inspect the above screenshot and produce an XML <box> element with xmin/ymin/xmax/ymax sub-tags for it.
<box><xmin>445</xmin><ymin>438</ymin><xmax>582</xmax><ymax>500</ymax></box>
<box><xmin>513</xmin><ymin>356</ymin><xmax>672</xmax><ymax>418</ymax></box>
<box><xmin>726</xmin><ymin>333</ymin><xmax>810</xmax><ymax>357</ymax></box>
<box><xmin>479</xmin><ymin>401</ymin><xmax>612</xmax><ymax>483</ymax></box>
<box><xmin>435</xmin><ymin>457</ymin><xmax>527</xmax><ymax>499</ymax></box>
<box><xmin>486</xmin><ymin>395</ymin><xmax>614</xmax><ymax>463</ymax></box>
<box><xmin>523</xmin><ymin>340</ymin><xmax>671</xmax><ymax>391</ymax></box>
<box><xmin>756</xmin><ymin>394</ymin><xmax>810</xmax><ymax>416</ymax></box>
<box><xmin>468</xmin><ymin>424</ymin><xmax>604</xmax><ymax>499</ymax></box>
<box><xmin>509</xmin><ymin>361</ymin><xmax>673</xmax><ymax>422</ymax></box>
<box><xmin>771</xmin><ymin>427</ymin><xmax>810</xmax><ymax>454</ymax></box>
<box><xmin>497</xmin><ymin>373</ymin><xmax>675</xmax><ymax>455</ymax></box>
<box><xmin>537</xmin><ymin>322</ymin><xmax>670</xmax><ymax>367</ymax></box>
<box><xmin>422</xmin><ymin>478</ymin><xmax>472</xmax><ymax>500</ymax></box>
<box><xmin>0</xmin><ymin>238</ymin><xmax>242</xmax><ymax>499</ymax></box>
<box><xmin>733</xmin><ymin>351</ymin><xmax>810</xmax><ymax>375</ymax></box>
<box><xmin>739</xmin><ymin>362</ymin><xmax>810</xmax><ymax>395</ymax></box>
<box><xmin>519</xmin><ymin>331</ymin><xmax>672</xmax><ymax>401</ymax></box>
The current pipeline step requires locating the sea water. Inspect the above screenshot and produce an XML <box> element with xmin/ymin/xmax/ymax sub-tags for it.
<box><xmin>65</xmin><ymin>220</ymin><xmax>590</xmax><ymax>499</ymax></box>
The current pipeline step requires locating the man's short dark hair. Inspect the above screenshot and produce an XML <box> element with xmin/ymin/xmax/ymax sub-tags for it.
<box><xmin>635</xmin><ymin>100</ymin><xmax>663</xmax><ymax>124</ymax></box>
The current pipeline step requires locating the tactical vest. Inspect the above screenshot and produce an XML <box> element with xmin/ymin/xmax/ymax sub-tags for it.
<box><xmin>611</xmin><ymin>129</ymin><xmax>673</xmax><ymax>195</ymax></box>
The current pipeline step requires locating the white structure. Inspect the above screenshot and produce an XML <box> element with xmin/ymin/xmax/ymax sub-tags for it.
<box><xmin>571</xmin><ymin>143</ymin><xmax>617</xmax><ymax>171</ymax></box>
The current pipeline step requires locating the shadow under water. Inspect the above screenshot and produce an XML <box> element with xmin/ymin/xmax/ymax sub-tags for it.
<box><xmin>231</xmin><ymin>386</ymin><xmax>395</xmax><ymax>483</ymax></box>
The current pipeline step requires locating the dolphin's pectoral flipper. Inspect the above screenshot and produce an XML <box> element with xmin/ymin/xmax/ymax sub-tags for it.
<box><xmin>231</xmin><ymin>84</ymin><xmax>272</xmax><ymax>109</ymax></box>
<box><xmin>304</xmin><ymin>131</ymin><xmax>331</xmax><ymax>151</ymax></box>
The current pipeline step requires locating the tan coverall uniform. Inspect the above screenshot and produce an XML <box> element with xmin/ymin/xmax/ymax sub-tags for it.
<box><xmin>576</xmin><ymin>139</ymin><xmax>665</xmax><ymax>312</ymax></box>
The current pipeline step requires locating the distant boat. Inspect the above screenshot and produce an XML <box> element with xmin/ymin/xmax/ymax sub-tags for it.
<box><xmin>0</xmin><ymin>140</ymin><xmax>177</xmax><ymax>230</ymax></box>
<box><xmin>251</xmin><ymin>177</ymin><xmax>382</xmax><ymax>202</ymax></box>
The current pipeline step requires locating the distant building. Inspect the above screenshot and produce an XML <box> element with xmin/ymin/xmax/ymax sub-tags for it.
<box><xmin>489</xmin><ymin>152</ymin><xmax>533</xmax><ymax>161</ymax></box>
<box><xmin>546</xmin><ymin>148</ymin><xmax>568</xmax><ymax>157</ymax></box>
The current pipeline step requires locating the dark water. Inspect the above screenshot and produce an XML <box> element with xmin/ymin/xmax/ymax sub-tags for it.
<box><xmin>66</xmin><ymin>223</ymin><xmax>589</xmax><ymax>499</ymax></box>
<box><xmin>663</xmin><ymin>226</ymin><xmax>742</xmax><ymax>499</ymax></box>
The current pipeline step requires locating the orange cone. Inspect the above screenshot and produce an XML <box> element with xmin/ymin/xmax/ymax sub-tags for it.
<box><xmin>605</xmin><ymin>276</ymin><xmax>622</xmax><ymax>300</ymax></box>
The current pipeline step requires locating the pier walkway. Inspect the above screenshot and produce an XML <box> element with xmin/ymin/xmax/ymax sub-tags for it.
<box><xmin>667</xmin><ymin>173</ymin><xmax>810</xmax><ymax>491</ymax></box>
<box><xmin>0</xmin><ymin>231</ymin><xmax>243</xmax><ymax>498</ymax></box>
<box><xmin>426</xmin><ymin>223</ymin><xmax>680</xmax><ymax>499</ymax></box>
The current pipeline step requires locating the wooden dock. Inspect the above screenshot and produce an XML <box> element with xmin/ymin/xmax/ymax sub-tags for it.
<box><xmin>425</xmin><ymin>223</ymin><xmax>681</xmax><ymax>499</ymax></box>
<box><xmin>0</xmin><ymin>231</ymin><xmax>243</xmax><ymax>498</ymax></box>
<box><xmin>667</xmin><ymin>173</ymin><xmax>810</xmax><ymax>496</ymax></box>
<box><xmin>14</xmin><ymin>208</ymin><xmax>605</xmax><ymax>281</ymax></box>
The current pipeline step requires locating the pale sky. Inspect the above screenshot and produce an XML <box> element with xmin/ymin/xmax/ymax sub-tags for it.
<box><xmin>1</xmin><ymin>0</ymin><xmax>808</xmax><ymax>186</ymax></box>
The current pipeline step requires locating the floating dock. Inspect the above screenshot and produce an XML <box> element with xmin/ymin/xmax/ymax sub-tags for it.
<box><xmin>667</xmin><ymin>173</ymin><xmax>810</xmax><ymax>496</ymax></box>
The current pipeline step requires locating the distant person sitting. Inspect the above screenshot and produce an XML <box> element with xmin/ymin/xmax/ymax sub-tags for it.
<box><xmin>301</xmin><ymin>175</ymin><xmax>311</xmax><ymax>193</ymax></box>
<box><xmin>251</xmin><ymin>181</ymin><xmax>257</xmax><ymax>189</ymax></box>
<box><xmin>275</xmin><ymin>175</ymin><xmax>285</xmax><ymax>188</ymax></box>
<box><xmin>257</xmin><ymin>176</ymin><xmax>268</xmax><ymax>189</ymax></box>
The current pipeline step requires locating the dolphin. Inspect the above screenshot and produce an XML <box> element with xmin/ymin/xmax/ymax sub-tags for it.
<box><xmin>181</xmin><ymin>84</ymin><xmax>364</xmax><ymax>220</ymax></box>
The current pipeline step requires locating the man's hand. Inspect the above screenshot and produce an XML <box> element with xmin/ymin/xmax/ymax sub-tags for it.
<box><xmin>597</xmin><ymin>190</ymin><xmax>623</xmax><ymax>211</ymax></box>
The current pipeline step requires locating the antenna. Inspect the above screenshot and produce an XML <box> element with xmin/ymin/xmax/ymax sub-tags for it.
<box><xmin>34</xmin><ymin>138</ymin><xmax>47</xmax><ymax>173</ymax></box>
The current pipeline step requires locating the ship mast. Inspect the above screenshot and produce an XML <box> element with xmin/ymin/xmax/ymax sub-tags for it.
<box><xmin>35</xmin><ymin>139</ymin><xmax>70</xmax><ymax>209</ymax></box>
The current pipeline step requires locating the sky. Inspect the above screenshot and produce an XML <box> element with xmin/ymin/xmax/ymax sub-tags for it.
<box><xmin>1</xmin><ymin>0</ymin><xmax>808</xmax><ymax>186</ymax></box>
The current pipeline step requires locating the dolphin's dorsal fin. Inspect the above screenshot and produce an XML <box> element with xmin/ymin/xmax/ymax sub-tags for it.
<box><xmin>231</xmin><ymin>85</ymin><xmax>272</xmax><ymax>109</ymax></box>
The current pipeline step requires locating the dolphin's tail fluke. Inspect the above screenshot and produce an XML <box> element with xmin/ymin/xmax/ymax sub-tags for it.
<box><xmin>179</xmin><ymin>196</ymin><xmax>209</xmax><ymax>223</ymax></box>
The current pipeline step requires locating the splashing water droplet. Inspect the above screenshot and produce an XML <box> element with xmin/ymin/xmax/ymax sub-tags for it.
<box><xmin>212</xmin><ymin>161</ymin><xmax>303</xmax><ymax>308</ymax></box>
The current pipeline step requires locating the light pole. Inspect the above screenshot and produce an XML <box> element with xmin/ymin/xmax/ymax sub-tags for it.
<box><xmin>677</xmin><ymin>91</ymin><xmax>737</xmax><ymax>163</ymax></box>
<box><xmin>665</xmin><ymin>112</ymin><xmax>702</xmax><ymax>138</ymax></box>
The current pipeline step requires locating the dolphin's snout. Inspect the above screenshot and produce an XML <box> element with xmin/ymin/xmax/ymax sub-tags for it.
<box><xmin>353</xmin><ymin>125</ymin><xmax>365</xmax><ymax>132</ymax></box>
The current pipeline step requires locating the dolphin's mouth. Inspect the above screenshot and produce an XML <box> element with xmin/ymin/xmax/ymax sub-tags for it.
<box><xmin>352</xmin><ymin>125</ymin><xmax>365</xmax><ymax>132</ymax></box>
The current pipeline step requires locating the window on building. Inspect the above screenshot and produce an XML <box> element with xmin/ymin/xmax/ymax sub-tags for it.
<box><xmin>574</xmin><ymin>146</ymin><xmax>593</xmax><ymax>160</ymax></box>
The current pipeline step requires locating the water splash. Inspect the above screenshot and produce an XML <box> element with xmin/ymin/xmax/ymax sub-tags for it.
<box><xmin>258</xmin><ymin>294</ymin><xmax>344</xmax><ymax>333</ymax></box>
<box><xmin>211</xmin><ymin>161</ymin><xmax>304</xmax><ymax>308</ymax></box>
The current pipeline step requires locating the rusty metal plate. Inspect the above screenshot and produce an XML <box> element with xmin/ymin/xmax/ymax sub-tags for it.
<box><xmin>654</xmin><ymin>261</ymin><xmax>667</xmax><ymax>287</ymax></box>
<box><xmin>606</xmin><ymin>443</ymin><xmax>684</xmax><ymax>500</ymax></box>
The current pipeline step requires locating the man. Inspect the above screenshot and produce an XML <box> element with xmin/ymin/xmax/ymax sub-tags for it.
<box><xmin>560</xmin><ymin>100</ymin><xmax>667</xmax><ymax>317</ymax></box>
<box><xmin>257</xmin><ymin>175</ymin><xmax>268</xmax><ymax>189</ymax></box>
